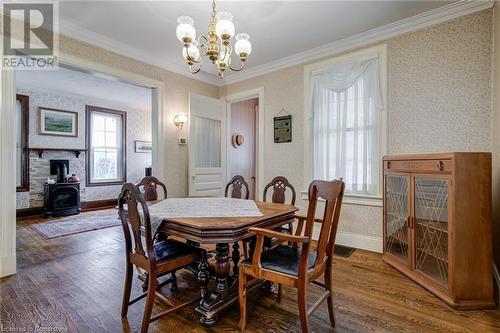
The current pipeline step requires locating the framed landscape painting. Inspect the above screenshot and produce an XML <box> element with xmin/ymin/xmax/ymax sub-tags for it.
<box><xmin>39</xmin><ymin>107</ymin><xmax>78</xmax><ymax>137</ymax></box>
<box><xmin>135</xmin><ymin>141</ymin><xmax>152</xmax><ymax>153</ymax></box>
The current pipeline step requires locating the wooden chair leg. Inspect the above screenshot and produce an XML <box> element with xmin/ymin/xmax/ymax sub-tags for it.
<box><xmin>277</xmin><ymin>283</ymin><xmax>282</xmax><ymax>303</ymax></box>
<box><xmin>141</xmin><ymin>271</ymin><xmax>157</xmax><ymax>333</ymax></box>
<box><xmin>297</xmin><ymin>281</ymin><xmax>310</xmax><ymax>333</ymax></box>
<box><xmin>325</xmin><ymin>262</ymin><xmax>336</xmax><ymax>327</ymax></box>
<box><xmin>239</xmin><ymin>269</ymin><xmax>247</xmax><ymax>331</ymax></box>
<box><xmin>170</xmin><ymin>271</ymin><xmax>178</xmax><ymax>292</ymax></box>
<box><xmin>121</xmin><ymin>262</ymin><xmax>133</xmax><ymax>318</ymax></box>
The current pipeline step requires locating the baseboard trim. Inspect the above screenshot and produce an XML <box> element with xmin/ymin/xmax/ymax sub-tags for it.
<box><xmin>16</xmin><ymin>207</ymin><xmax>44</xmax><ymax>218</ymax></box>
<box><xmin>81</xmin><ymin>199</ymin><xmax>117</xmax><ymax>212</ymax></box>
<box><xmin>0</xmin><ymin>254</ymin><xmax>16</xmax><ymax>278</ymax></box>
<box><xmin>17</xmin><ymin>199</ymin><xmax>117</xmax><ymax>217</ymax></box>
<box><xmin>336</xmin><ymin>231</ymin><xmax>383</xmax><ymax>253</ymax></box>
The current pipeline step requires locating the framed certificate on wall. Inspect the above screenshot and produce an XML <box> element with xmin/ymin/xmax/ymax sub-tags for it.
<box><xmin>274</xmin><ymin>115</ymin><xmax>292</xmax><ymax>143</ymax></box>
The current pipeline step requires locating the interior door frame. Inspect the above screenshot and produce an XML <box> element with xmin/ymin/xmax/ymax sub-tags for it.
<box><xmin>1</xmin><ymin>52</ymin><xmax>164</xmax><ymax>278</ymax></box>
<box><xmin>224</xmin><ymin>87</ymin><xmax>265</xmax><ymax>200</ymax></box>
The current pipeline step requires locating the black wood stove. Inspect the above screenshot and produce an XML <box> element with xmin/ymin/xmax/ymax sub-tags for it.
<box><xmin>43</xmin><ymin>160</ymin><xmax>81</xmax><ymax>217</ymax></box>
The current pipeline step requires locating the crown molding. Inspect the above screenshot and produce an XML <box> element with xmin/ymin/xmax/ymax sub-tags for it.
<box><xmin>59</xmin><ymin>0</ymin><xmax>493</xmax><ymax>88</ymax></box>
<box><xmin>59</xmin><ymin>20</ymin><xmax>222</xmax><ymax>86</ymax></box>
<box><xmin>221</xmin><ymin>0</ymin><xmax>494</xmax><ymax>85</ymax></box>
<box><xmin>16</xmin><ymin>83</ymin><xmax>150</xmax><ymax>111</ymax></box>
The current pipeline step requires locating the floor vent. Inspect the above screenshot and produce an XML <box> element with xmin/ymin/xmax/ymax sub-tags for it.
<box><xmin>334</xmin><ymin>244</ymin><xmax>356</xmax><ymax>257</ymax></box>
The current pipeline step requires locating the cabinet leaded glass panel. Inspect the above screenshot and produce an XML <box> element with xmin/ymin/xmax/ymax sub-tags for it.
<box><xmin>385</xmin><ymin>175</ymin><xmax>409</xmax><ymax>265</ymax></box>
<box><xmin>414</xmin><ymin>177</ymin><xmax>449</xmax><ymax>286</ymax></box>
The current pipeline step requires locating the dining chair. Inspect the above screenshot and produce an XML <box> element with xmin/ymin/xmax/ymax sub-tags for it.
<box><xmin>118</xmin><ymin>183</ymin><xmax>205</xmax><ymax>333</ymax></box>
<box><xmin>238</xmin><ymin>179</ymin><xmax>345</xmax><ymax>333</ymax></box>
<box><xmin>262</xmin><ymin>176</ymin><xmax>297</xmax><ymax>247</ymax></box>
<box><xmin>136</xmin><ymin>176</ymin><xmax>168</xmax><ymax>201</ymax></box>
<box><xmin>225</xmin><ymin>175</ymin><xmax>250</xmax><ymax>199</ymax></box>
<box><xmin>225</xmin><ymin>175</ymin><xmax>250</xmax><ymax>261</ymax></box>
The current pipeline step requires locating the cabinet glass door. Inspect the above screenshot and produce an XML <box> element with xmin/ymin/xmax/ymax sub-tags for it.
<box><xmin>385</xmin><ymin>174</ymin><xmax>410</xmax><ymax>265</ymax></box>
<box><xmin>414</xmin><ymin>177</ymin><xmax>449</xmax><ymax>286</ymax></box>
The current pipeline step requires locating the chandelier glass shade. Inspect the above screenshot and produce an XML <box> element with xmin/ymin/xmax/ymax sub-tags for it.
<box><xmin>176</xmin><ymin>0</ymin><xmax>252</xmax><ymax>79</ymax></box>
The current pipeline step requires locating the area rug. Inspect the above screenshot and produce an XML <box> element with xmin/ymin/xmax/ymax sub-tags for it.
<box><xmin>30</xmin><ymin>210</ymin><xmax>120</xmax><ymax>239</ymax></box>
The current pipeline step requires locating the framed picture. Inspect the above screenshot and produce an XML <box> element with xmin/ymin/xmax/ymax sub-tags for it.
<box><xmin>135</xmin><ymin>140</ymin><xmax>152</xmax><ymax>153</ymax></box>
<box><xmin>39</xmin><ymin>107</ymin><xmax>78</xmax><ymax>137</ymax></box>
<box><xmin>274</xmin><ymin>115</ymin><xmax>292</xmax><ymax>143</ymax></box>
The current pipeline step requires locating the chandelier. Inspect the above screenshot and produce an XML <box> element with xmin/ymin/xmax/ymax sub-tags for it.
<box><xmin>176</xmin><ymin>0</ymin><xmax>252</xmax><ymax>79</ymax></box>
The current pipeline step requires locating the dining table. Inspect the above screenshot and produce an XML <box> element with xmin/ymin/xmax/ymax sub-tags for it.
<box><xmin>145</xmin><ymin>197</ymin><xmax>298</xmax><ymax>327</ymax></box>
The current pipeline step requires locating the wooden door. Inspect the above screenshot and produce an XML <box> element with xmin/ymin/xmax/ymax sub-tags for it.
<box><xmin>188</xmin><ymin>94</ymin><xmax>227</xmax><ymax>197</ymax></box>
<box><xmin>412</xmin><ymin>173</ymin><xmax>451</xmax><ymax>289</ymax></box>
<box><xmin>384</xmin><ymin>172</ymin><xmax>411</xmax><ymax>268</ymax></box>
<box><xmin>228</xmin><ymin>98</ymin><xmax>257</xmax><ymax>199</ymax></box>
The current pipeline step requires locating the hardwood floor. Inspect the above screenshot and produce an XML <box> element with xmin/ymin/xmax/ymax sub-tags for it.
<box><xmin>2</xmin><ymin>210</ymin><xmax>500</xmax><ymax>332</ymax></box>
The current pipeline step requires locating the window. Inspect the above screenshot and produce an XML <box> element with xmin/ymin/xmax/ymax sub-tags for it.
<box><xmin>86</xmin><ymin>106</ymin><xmax>126</xmax><ymax>186</ymax></box>
<box><xmin>304</xmin><ymin>45</ymin><xmax>387</xmax><ymax>204</ymax></box>
<box><xmin>16</xmin><ymin>94</ymin><xmax>29</xmax><ymax>192</ymax></box>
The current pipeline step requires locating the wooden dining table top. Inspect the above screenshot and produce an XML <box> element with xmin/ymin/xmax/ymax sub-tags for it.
<box><xmin>148</xmin><ymin>199</ymin><xmax>298</xmax><ymax>244</ymax></box>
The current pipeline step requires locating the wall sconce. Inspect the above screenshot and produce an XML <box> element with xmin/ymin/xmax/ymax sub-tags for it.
<box><xmin>174</xmin><ymin>112</ymin><xmax>188</xmax><ymax>131</ymax></box>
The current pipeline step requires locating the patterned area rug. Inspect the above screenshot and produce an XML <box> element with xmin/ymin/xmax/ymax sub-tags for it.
<box><xmin>30</xmin><ymin>210</ymin><xmax>120</xmax><ymax>239</ymax></box>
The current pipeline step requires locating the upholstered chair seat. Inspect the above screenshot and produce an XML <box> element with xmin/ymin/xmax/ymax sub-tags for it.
<box><xmin>153</xmin><ymin>239</ymin><xmax>200</xmax><ymax>263</ymax></box>
<box><xmin>242</xmin><ymin>245</ymin><xmax>317</xmax><ymax>276</ymax></box>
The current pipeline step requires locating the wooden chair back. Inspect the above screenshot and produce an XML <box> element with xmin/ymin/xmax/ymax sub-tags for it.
<box><xmin>302</xmin><ymin>179</ymin><xmax>345</xmax><ymax>268</ymax></box>
<box><xmin>136</xmin><ymin>176</ymin><xmax>167</xmax><ymax>201</ymax></box>
<box><xmin>118</xmin><ymin>183</ymin><xmax>155</xmax><ymax>264</ymax></box>
<box><xmin>225</xmin><ymin>175</ymin><xmax>250</xmax><ymax>199</ymax></box>
<box><xmin>263</xmin><ymin>176</ymin><xmax>296</xmax><ymax>205</ymax></box>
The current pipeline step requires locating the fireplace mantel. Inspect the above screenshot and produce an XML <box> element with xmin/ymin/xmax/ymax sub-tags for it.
<box><xmin>29</xmin><ymin>148</ymin><xmax>88</xmax><ymax>158</ymax></box>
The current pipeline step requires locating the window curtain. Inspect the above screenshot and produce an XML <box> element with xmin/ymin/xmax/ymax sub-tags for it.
<box><xmin>312</xmin><ymin>56</ymin><xmax>383</xmax><ymax>196</ymax></box>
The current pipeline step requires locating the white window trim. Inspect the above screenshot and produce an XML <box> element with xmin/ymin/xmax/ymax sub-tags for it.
<box><xmin>300</xmin><ymin>190</ymin><xmax>382</xmax><ymax>207</ymax></box>
<box><xmin>90</xmin><ymin>112</ymin><xmax>123</xmax><ymax>183</ymax></box>
<box><xmin>302</xmin><ymin>44</ymin><xmax>387</xmax><ymax>205</ymax></box>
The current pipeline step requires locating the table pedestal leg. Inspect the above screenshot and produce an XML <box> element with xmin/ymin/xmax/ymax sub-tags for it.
<box><xmin>197</xmin><ymin>251</ymin><xmax>210</xmax><ymax>324</ymax></box>
<box><xmin>232</xmin><ymin>242</ymin><xmax>240</xmax><ymax>277</ymax></box>
<box><xmin>215</xmin><ymin>243</ymin><xmax>230</xmax><ymax>298</ymax></box>
<box><xmin>197</xmin><ymin>243</ymin><xmax>231</xmax><ymax>326</ymax></box>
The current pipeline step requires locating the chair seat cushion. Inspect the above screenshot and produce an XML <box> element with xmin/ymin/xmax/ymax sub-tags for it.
<box><xmin>242</xmin><ymin>245</ymin><xmax>317</xmax><ymax>276</ymax></box>
<box><xmin>154</xmin><ymin>239</ymin><xmax>199</xmax><ymax>262</ymax></box>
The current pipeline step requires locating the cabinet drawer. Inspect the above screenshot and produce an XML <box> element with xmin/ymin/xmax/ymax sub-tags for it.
<box><xmin>384</xmin><ymin>159</ymin><xmax>452</xmax><ymax>173</ymax></box>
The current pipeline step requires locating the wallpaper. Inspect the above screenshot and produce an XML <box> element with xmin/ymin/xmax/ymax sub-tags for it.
<box><xmin>16</xmin><ymin>87</ymin><xmax>152</xmax><ymax>208</ymax></box>
<box><xmin>220</xmin><ymin>9</ymin><xmax>493</xmax><ymax>240</ymax></box>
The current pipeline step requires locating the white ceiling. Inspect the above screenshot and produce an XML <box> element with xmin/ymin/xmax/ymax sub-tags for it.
<box><xmin>58</xmin><ymin>1</ymin><xmax>465</xmax><ymax>83</ymax></box>
<box><xmin>16</xmin><ymin>66</ymin><xmax>152</xmax><ymax>110</ymax></box>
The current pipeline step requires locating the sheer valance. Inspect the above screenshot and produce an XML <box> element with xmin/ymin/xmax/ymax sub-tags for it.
<box><xmin>311</xmin><ymin>55</ymin><xmax>384</xmax><ymax>196</ymax></box>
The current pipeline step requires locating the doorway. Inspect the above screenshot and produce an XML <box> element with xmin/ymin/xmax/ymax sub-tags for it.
<box><xmin>0</xmin><ymin>54</ymin><xmax>164</xmax><ymax>278</ymax></box>
<box><xmin>228</xmin><ymin>98</ymin><xmax>258</xmax><ymax>199</ymax></box>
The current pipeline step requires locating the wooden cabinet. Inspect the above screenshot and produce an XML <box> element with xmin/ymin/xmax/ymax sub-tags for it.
<box><xmin>382</xmin><ymin>153</ymin><xmax>494</xmax><ymax>309</ymax></box>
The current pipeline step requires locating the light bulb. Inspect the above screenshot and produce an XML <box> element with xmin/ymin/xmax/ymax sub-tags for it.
<box><xmin>176</xmin><ymin>16</ymin><xmax>196</xmax><ymax>43</ymax></box>
<box><xmin>182</xmin><ymin>40</ymin><xmax>200</xmax><ymax>61</ymax></box>
<box><xmin>235</xmin><ymin>33</ymin><xmax>252</xmax><ymax>56</ymax></box>
<box><xmin>215</xmin><ymin>12</ymin><xmax>235</xmax><ymax>39</ymax></box>
<box><xmin>177</xmin><ymin>112</ymin><xmax>187</xmax><ymax>123</ymax></box>
<box><xmin>217</xmin><ymin>47</ymin><xmax>230</xmax><ymax>66</ymax></box>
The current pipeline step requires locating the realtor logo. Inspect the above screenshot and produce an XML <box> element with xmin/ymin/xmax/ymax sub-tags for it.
<box><xmin>2</xmin><ymin>1</ymin><xmax>59</xmax><ymax>70</ymax></box>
